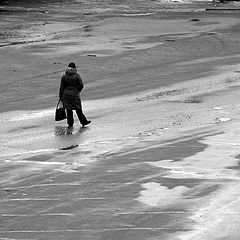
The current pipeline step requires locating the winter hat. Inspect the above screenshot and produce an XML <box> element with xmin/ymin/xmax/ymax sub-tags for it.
<box><xmin>68</xmin><ymin>62</ymin><xmax>76</xmax><ymax>69</ymax></box>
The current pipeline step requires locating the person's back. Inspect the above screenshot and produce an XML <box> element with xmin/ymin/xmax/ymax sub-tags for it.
<box><xmin>60</xmin><ymin>67</ymin><xmax>83</xmax><ymax>95</ymax></box>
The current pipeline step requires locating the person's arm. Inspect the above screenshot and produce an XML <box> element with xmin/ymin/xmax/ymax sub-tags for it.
<box><xmin>59</xmin><ymin>76</ymin><xmax>64</xmax><ymax>99</ymax></box>
<box><xmin>77</xmin><ymin>75</ymin><xmax>84</xmax><ymax>92</ymax></box>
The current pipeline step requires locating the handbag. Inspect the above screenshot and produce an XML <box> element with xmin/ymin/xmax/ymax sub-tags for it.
<box><xmin>55</xmin><ymin>99</ymin><xmax>66</xmax><ymax>121</ymax></box>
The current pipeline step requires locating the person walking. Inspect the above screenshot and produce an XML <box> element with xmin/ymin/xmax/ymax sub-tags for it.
<box><xmin>59</xmin><ymin>62</ymin><xmax>91</xmax><ymax>127</ymax></box>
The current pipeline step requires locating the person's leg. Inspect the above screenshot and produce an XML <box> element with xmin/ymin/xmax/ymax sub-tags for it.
<box><xmin>66</xmin><ymin>109</ymin><xmax>74</xmax><ymax>127</ymax></box>
<box><xmin>76</xmin><ymin>109</ymin><xmax>90</xmax><ymax>126</ymax></box>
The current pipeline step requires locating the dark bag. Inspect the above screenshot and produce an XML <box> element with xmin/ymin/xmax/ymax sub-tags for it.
<box><xmin>55</xmin><ymin>100</ymin><xmax>66</xmax><ymax>121</ymax></box>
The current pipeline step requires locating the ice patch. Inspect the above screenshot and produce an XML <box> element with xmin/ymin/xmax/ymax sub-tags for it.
<box><xmin>157</xmin><ymin>122</ymin><xmax>240</xmax><ymax>239</ymax></box>
<box><xmin>137</xmin><ymin>182</ymin><xmax>189</xmax><ymax>207</ymax></box>
<box><xmin>7</xmin><ymin>109</ymin><xmax>53</xmax><ymax>121</ymax></box>
<box><xmin>213</xmin><ymin>107</ymin><xmax>223</xmax><ymax>110</ymax></box>
<box><xmin>120</xmin><ymin>12</ymin><xmax>156</xmax><ymax>17</ymax></box>
<box><xmin>214</xmin><ymin>117</ymin><xmax>232</xmax><ymax>123</ymax></box>
<box><xmin>178</xmin><ymin>183</ymin><xmax>240</xmax><ymax>240</ymax></box>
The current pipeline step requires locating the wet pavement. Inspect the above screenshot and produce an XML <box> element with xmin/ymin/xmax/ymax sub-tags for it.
<box><xmin>1</xmin><ymin>1</ymin><xmax>240</xmax><ymax>239</ymax></box>
<box><xmin>0</xmin><ymin>128</ymin><xmax>222</xmax><ymax>240</ymax></box>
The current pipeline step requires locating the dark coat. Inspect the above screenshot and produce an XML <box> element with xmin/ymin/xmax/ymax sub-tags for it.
<box><xmin>59</xmin><ymin>67</ymin><xmax>84</xmax><ymax>110</ymax></box>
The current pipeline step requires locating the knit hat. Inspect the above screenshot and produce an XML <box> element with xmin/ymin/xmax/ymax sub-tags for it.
<box><xmin>68</xmin><ymin>62</ymin><xmax>76</xmax><ymax>69</ymax></box>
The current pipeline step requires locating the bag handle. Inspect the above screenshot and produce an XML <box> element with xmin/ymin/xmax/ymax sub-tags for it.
<box><xmin>56</xmin><ymin>99</ymin><xmax>61</xmax><ymax>109</ymax></box>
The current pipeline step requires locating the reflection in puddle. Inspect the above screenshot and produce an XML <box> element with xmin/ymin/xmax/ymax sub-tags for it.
<box><xmin>55</xmin><ymin>126</ymin><xmax>71</xmax><ymax>136</ymax></box>
<box><xmin>55</xmin><ymin>126</ymin><xmax>88</xmax><ymax>136</ymax></box>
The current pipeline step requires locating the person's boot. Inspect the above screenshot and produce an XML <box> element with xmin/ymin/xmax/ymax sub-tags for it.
<box><xmin>82</xmin><ymin>120</ymin><xmax>91</xmax><ymax>127</ymax></box>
